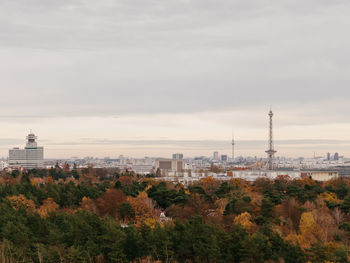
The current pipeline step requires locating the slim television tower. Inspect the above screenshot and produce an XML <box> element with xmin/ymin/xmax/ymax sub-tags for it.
<box><xmin>231</xmin><ymin>133</ymin><xmax>235</xmax><ymax>161</ymax></box>
<box><xmin>265</xmin><ymin>110</ymin><xmax>277</xmax><ymax>170</ymax></box>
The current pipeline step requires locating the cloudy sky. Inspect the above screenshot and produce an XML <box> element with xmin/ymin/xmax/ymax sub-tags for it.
<box><xmin>1</xmin><ymin>0</ymin><xmax>350</xmax><ymax>158</ymax></box>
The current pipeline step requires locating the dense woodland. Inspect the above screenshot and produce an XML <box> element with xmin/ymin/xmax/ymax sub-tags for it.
<box><xmin>0</xmin><ymin>166</ymin><xmax>349</xmax><ymax>262</ymax></box>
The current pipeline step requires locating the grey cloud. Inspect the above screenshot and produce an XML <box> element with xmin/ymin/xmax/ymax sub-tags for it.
<box><xmin>1</xmin><ymin>0</ymin><xmax>350</xmax><ymax>123</ymax></box>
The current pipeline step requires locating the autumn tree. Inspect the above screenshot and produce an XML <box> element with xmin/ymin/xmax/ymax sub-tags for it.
<box><xmin>38</xmin><ymin>198</ymin><xmax>59</xmax><ymax>217</ymax></box>
<box><xmin>332</xmin><ymin>207</ymin><xmax>344</xmax><ymax>225</ymax></box>
<box><xmin>127</xmin><ymin>195</ymin><xmax>154</xmax><ymax>225</ymax></box>
<box><xmin>118</xmin><ymin>176</ymin><xmax>135</xmax><ymax>187</ymax></box>
<box><xmin>197</xmin><ymin>177</ymin><xmax>221</xmax><ymax>197</ymax></box>
<box><xmin>95</xmin><ymin>189</ymin><xmax>126</xmax><ymax>217</ymax></box>
<box><xmin>234</xmin><ymin>212</ymin><xmax>255</xmax><ymax>233</ymax></box>
<box><xmin>182</xmin><ymin>193</ymin><xmax>211</xmax><ymax>219</ymax></box>
<box><xmin>214</xmin><ymin>198</ymin><xmax>229</xmax><ymax>215</ymax></box>
<box><xmin>278</xmin><ymin>198</ymin><xmax>301</xmax><ymax>232</ymax></box>
<box><xmin>7</xmin><ymin>194</ymin><xmax>36</xmax><ymax>212</ymax></box>
<box><xmin>299</xmin><ymin>212</ymin><xmax>318</xmax><ymax>248</ymax></box>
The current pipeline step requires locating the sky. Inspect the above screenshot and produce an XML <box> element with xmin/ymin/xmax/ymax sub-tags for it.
<box><xmin>1</xmin><ymin>0</ymin><xmax>350</xmax><ymax>158</ymax></box>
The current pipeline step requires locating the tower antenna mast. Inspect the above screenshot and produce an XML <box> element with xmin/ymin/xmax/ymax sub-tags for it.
<box><xmin>265</xmin><ymin>110</ymin><xmax>277</xmax><ymax>170</ymax></box>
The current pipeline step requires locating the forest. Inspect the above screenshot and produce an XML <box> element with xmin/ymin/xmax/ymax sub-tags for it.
<box><xmin>0</xmin><ymin>166</ymin><xmax>349</xmax><ymax>263</ymax></box>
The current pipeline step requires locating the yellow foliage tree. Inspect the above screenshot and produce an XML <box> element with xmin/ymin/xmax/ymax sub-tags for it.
<box><xmin>300</xmin><ymin>212</ymin><xmax>316</xmax><ymax>236</ymax></box>
<box><xmin>144</xmin><ymin>218</ymin><xmax>158</xmax><ymax>228</ymax></box>
<box><xmin>319</xmin><ymin>192</ymin><xmax>339</xmax><ymax>203</ymax></box>
<box><xmin>234</xmin><ymin>212</ymin><xmax>254</xmax><ymax>233</ymax></box>
<box><xmin>230</xmin><ymin>178</ymin><xmax>249</xmax><ymax>190</ymax></box>
<box><xmin>7</xmin><ymin>194</ymin><xmax>36</xmax><ymax>212</ymax></box>
<box><xmin>299</xmin><ymin>212</ymin><xmax>320</xmax><ymax>248</ymax></box>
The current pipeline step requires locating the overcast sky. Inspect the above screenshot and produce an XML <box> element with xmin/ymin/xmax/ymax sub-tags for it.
<box><xmin>1</xmin><ymin>0</ymin><xmax>350</xmax><ymax>158</ymax></box>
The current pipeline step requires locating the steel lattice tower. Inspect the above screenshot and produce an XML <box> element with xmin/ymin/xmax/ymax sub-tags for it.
<box><xmin>265</xmin><ymin>110</ymin><xmax>277</xmax><ymax>170</ymax></box>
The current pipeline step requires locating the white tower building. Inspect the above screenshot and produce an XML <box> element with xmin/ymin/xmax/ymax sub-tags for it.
<box><xmin>9</xmin><ymin>132</ymin><xmax>44</xmax><ymax>169</ymax></box>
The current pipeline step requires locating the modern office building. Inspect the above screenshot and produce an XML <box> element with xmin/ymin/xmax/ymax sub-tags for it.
<box><xmin>9</xmin><ymin>132</ymin><xmax>44</xmax><ymax>169</ymax></box>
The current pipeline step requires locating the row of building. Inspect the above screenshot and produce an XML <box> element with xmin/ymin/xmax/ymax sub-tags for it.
<box><xmin>2</xmin><ymin>133</ymin><xmax>347</xmax><ymax>183</ymax></box>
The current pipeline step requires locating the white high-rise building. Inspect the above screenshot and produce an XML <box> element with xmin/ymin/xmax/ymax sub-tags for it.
<box><xmin>213</xmin><ymin>151</ymin><xmax>219</xmax><ymax>160</ymax></box>
<box><xmin>9</xmin><ymin>133</ymin><xmax>44</xmax><ymax>169</ymax></box>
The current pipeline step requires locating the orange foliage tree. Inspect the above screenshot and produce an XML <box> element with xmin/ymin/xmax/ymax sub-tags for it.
<box><xmin>127</xmin><ymin>197</ymin><xmax>152</xmax><ymax>225</ymax></box>
<box><xmin>126</xmin><ymin>192</ymin><xmax>157</xmax><ymax>225</ymax></box>
<box><xmin>38</xmin><ymin>198</ymin><xmax>59</xmax><ymax>217</ymax></box>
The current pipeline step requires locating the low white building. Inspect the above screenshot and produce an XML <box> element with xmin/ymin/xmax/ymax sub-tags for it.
<box><xmin>303</xmin><ymin>171</ymin><xmax>339</xmax><ymax>181</ymax></box>
<box><xmin>9</xmin><ymin>133</ymin><xmax>44</xmax><ymax>169</ymax></box>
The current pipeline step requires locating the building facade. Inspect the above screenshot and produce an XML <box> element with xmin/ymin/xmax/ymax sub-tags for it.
<box><xmin>9</xmin><ymin>133</ymin><xmax>44</xmax><ymax>169</ymax></box>
<box><xmin>155</xmin><ymin>158</ymin><xmax>184</xmax><ymax>176</ymax></box>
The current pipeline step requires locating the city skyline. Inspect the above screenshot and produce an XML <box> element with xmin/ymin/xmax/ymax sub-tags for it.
<box><xmin>0</xmin><ymin>133</ymin><xmax>348</xmax><ymax>159</ymax></box>
<box><xmin>1</xmin><ymin>1</ymin><xmax>350</xmax><ymax>157</ymax></box>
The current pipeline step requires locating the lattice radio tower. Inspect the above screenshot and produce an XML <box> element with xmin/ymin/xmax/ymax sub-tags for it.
<box><xmin>265</xmin><ymin>110</ymin><xmax>277</xmax><ymax>170</ymax></box>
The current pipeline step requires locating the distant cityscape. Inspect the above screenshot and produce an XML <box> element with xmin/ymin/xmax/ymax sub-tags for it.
<box><xmin>1</xmin><ymin>110</ymin><xmax>349</xmax><ymax>183</ymax></box>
